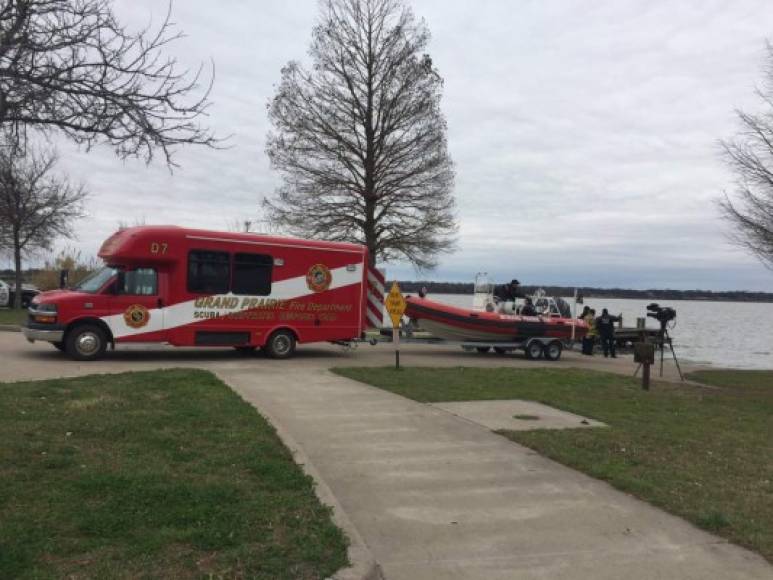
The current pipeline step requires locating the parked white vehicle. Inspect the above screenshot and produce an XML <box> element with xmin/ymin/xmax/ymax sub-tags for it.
<box><xmin>0</xmin><ymin>279</ymin><xmax>40</xmax><ymax>308</ymax></box>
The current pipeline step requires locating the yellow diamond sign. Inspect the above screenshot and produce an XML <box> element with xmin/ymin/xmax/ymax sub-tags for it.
<box><xmin>385</xmin><ymin>281</ymin><xmax>407</xmax><ymax>328</ymax></box>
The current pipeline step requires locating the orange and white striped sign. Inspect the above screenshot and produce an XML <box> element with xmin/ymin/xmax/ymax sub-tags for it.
<box><xmin>366</xmin><ymin>266</ymin><xmax>385</xmax><ymax>329</ymax></box>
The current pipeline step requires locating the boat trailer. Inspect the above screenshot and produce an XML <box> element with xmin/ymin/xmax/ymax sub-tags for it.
<box><xmin>375</xmin><ymin>329</ymin><xmax>569</xmax><ymax>361</ymax></box>
<box><xmin>459</xmin><ymin>337</ymin><xmax>566</xmax><ymax>361</ymax></box>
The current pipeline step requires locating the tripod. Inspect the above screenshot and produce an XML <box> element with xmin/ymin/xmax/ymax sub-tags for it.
<box><xmin>634</xmin><ymin>324</ymin><xmax>684</xmax><ymax>382</ymax></box>
<box><xmin>654</xmin><ymin>328</ymin><xmax>684</xmax><ymax>381</ymax></box>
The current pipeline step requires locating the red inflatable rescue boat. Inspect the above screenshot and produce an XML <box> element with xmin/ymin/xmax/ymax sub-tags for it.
<box><xmin>404</xmin><ymin>295</ymin><xmax>587</xmax><ymax>343</ymax></box>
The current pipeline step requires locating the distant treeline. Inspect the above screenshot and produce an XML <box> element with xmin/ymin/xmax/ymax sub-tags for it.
<box><xmin>2</xmin><ymin>268</ymin><xmax>770</xmax><ymax>303</ymax></box>
<box><xmin>396</xmin><ymin>281</ymin><xmax>773</xmax><ymax>303</ymax></box>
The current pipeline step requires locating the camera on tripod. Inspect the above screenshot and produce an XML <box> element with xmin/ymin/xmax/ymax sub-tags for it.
<box><xmin>646</xmin><ymin>303</ymin><xmax>676</xmax><ymax>329</ymax></box>
<box><xmin>635</xmin><ymin>304</ymin><xmax>684</xmax><ymax>382</ymax></box>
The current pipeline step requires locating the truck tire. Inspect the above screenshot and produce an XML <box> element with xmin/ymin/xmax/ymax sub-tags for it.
<box><xmin>493</xmin><ymin>347</ymin><xmax>508</xmax><ymax>355</ymax></box>
<box><xmin>544</xmin><ymin>341</ymin><xmax>563</xmax><ymax>361</ymax></box>
<box><xmin>525</xmin><ymin>340</ymin><xmax>543</xmax><ymax>360</ymax></box>
<box><xmin>265</xmin><ymin>330</ymin><xmax>296</xmax><ymax>359</ymax></box>
<box><xmin>65</xmin><ymin>324</ymin><xmax>108</xmax><ymax>361</ymax></box>
<box><xmin>53</xmin><ymin>342</ymin><xmax>66</xmax><ymax>352</ymax></box>
<box><xmin>476</xmin><ymin>346</ymin><xmax>491</xmax><ymax>354</ymax></box>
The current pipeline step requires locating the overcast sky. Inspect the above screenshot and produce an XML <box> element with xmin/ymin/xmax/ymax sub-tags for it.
<box><xmin>15</xmin><ymin>0</ymin><xmax>773</xmax><ymax>290</ymax></box>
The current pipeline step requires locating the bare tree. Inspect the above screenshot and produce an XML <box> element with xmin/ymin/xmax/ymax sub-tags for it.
<box><xmin>0</xmin><ymin>144</ymin><xmax>87</xmax><ymax>307</ymax></box>
<box><xmin>226</xmin><ymin>218</ymin><xmax>255</xmax><ymax>233</ymax></box>
<box><xmin>264</xmin><ymin>0</ymin><xmax>456</xmax><ymax>269</ymax></box>
<box><xmin>721</xmin><ymin>43</ymin><xmax>773</xmax><ymax>271</ymax></box>
<box><xmin>0</xmin><ymin>0</ymin><xmax>217</xmax><ymax>166</ymax></box>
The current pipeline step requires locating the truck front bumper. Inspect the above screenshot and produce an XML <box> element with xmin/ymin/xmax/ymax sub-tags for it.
<box><xmin>22</xmin><ymin>326</ymin><xmax>65</xmax><ymax>343</ymax></box>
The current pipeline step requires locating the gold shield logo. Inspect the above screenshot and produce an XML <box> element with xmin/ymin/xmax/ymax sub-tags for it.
<box><xmin>306</xmin><ymin>264</ymin><xmax>332</xmax><ymax>293</ymax></box>
<box><xmin>123</xmin><ymin>304</ymin><xmax>150</xmax><ymax>329</ymax></box>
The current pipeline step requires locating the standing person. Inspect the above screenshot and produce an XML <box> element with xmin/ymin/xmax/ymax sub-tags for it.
<box><xmin>494</xmin><ymin>279</ymin><xmax>524</xmax><ymax>302</ymax></box>
<box><xmin>578</xmin><ymin>305</ymin><xmax>590</xmax><ymax>320</ymax></box>
<box><xmin>596</xmin><ymin>308</ymin><xmax>621</xmax><ymax>358</ymax></box>
<box><xmin>583</xmin><ymin>309</ymin><xmax>597</xmax><ymax>355</ymax></box>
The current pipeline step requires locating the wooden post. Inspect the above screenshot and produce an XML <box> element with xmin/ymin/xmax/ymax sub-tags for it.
<box><xmin>634</xmin><ymin>341</ymin><xmax>655</xmax><ymax>391</ymax></box>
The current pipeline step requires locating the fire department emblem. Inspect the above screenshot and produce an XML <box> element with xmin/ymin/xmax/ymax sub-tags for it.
<box><xmin>123</xmin><ymin>304</ymin><xmax>150</xmax><ymax>329</ymax></box>
<box><xmin>306</xmin><ymin>264</ymin><xmax>332</xmax><ymax>293</ymax></box>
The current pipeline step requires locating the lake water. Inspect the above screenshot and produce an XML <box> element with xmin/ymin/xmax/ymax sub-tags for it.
<box><xmin>397</xmin><ymin>293</ymin><xmax>773</xmax><ymax>370</ymax></box>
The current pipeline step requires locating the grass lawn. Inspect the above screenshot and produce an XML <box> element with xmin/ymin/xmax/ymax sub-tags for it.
<box><xmin>0</xmin><ymin>307</ymin><xmax>26</xmax><ymax>325</ymax></box>
<box><xmin>0</xmin><ymin>369</ymin><xmax>348</xmax><ymax>579</ymax></box>
<box><xmin>334</xmin><ymin>366</ymin><xmax>773</xmax><ymax>562</ymax></box>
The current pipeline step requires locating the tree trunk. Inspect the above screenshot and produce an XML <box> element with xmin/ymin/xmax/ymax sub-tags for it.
<box><xmin>364</xmin><ymin>196</ymin><xmax>377</xmax><ymax>267</ymax></box>
<box><xmin>13</xmin><ymin>232</ymin><xmax>23</xmax><ymax>309</ymax></box>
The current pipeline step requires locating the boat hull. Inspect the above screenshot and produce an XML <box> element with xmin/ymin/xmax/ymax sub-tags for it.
<box><xmin>405</xmin><ymin>296</ymin><xmax>586</xmax><ymax>343</ymax></box>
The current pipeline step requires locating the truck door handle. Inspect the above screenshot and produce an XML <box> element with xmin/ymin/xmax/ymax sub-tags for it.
<box><xmin>157</xmin><ymin>298</ymin><xmax>164</xmax><ymax>308</ymax></box>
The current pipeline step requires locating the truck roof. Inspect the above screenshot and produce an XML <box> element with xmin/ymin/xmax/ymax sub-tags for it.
<box><xmin>98</xmin><ymin>226</ymin><xmax>367</xmax><ymax>262</ymax></box>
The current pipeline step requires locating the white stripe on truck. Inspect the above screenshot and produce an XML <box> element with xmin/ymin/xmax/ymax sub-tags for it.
<box><xmin>102</xmin><ymin>263</ymin><xmax>363</xmax><ymax>339</ymax></box>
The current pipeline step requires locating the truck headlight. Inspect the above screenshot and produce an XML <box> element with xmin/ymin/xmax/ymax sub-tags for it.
<box><xmin>29</xmin><ymin>303</ymin><xmax>58</xmax><ymax>324</ymax></box>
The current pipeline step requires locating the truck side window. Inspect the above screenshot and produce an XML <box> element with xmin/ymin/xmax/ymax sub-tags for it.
<box><xmin>232</xmin><ymin>253</ymin><xmax>273</xmax><ymax>295</ymax></box>
<box><xmin>120</xmin><ymin>268</ymin><xmax>157</xmax><ymax>296</ymax></box>
<box><xmin>188</xmin><ymin>250</ymin><xmax>230</xmax><ymax>294</ymax></box>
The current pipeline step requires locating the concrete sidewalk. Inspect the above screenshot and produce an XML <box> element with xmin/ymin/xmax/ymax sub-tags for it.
<box><xmin>219</xmin><ymin>365</ymin><xmax>773</xmax><ymax>580</ymax></box>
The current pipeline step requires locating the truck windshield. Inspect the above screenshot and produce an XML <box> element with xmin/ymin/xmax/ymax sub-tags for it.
<box><xmin>74</xmin><ymin>266</ymin><xmax>117</xmax><ymax>294</ymax></box>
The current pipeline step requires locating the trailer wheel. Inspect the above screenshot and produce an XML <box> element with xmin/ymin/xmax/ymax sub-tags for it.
<box><xmin>476</xmin><ymin>346</ymin><xmax>491</xmax><ymax>354</ymax></box>
<box><xmin>493</xmin><ymin>347</ymin><xmax>508</xmax><ymax>355</ymax></box>
<box><xmin>525</xmin><ymin>340</ymin><xmax>543</xmax><ymax>360</ymax></box>
<box><xmin>265</xmin><ymin>330</ymin><xmax>296</xmax><ymax>359</ymax></box>
<box><xmin>65</xmin><ymin>324</ymin><xmax>107</xmax><ymax>361</ymax></box>
<box><xmin>544</xmin><ymin>341</ymin><xmax>563</xmax><ymax>361</ymax></box>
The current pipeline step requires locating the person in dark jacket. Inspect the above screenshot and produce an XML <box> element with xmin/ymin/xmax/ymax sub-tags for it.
<box><xmin>596</xmin><ymin>308</ymin><xmax>621</xmax><ymax>358</ymax></box>
<box><xmin>520</xmin><ymin>297</ymin><xmax>536</xmax><ymax>316</ymax></box>
<box><xmin>494</xmin><ymin>279</ymin><xmax>524</xmax><ymax>302</ymax></box>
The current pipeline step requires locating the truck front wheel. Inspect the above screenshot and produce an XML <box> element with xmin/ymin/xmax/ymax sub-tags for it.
<box><xmin>65</xmin><ymin>324</ymin><xmax>108</xmax><ymax>361</ymax></box>
<box><xmin>265</xmin><ymin>330</ymin><xmax>296</xmax><ymax>359</ymax></box>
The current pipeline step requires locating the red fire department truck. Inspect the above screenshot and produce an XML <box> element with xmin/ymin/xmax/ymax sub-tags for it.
<box><xmin>23</xmin><ymin>226</ymin><xmax>385</xmax><ymax>361</ymax></box>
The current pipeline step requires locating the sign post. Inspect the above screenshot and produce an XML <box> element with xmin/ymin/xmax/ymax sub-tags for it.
<box><xmin>385</xmin><ymin>282</ymin><xmax>407</xmax><ymax>370</ymax></box>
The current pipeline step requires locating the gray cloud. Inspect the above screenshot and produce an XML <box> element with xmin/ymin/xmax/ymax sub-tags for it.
<box><xmin>15</xmin><ymin>0</ymin><xmax>773</xmax><ymax>291</ymax></box>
